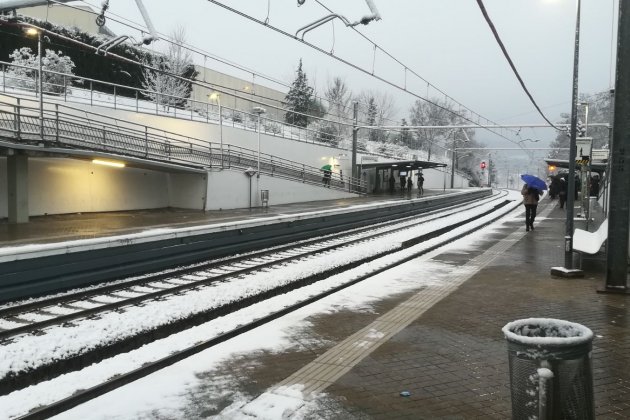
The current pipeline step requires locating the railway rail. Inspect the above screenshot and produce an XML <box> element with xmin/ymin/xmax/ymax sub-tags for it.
<box><xmin>1</xmin><ymin>190</ymin><xmax>522</xmax><ymax>419</ymax></box>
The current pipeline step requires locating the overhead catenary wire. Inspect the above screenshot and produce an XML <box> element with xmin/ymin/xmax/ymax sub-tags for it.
<box><xmin>51</xmin><ymin>0</ymin><xmax>454</xmax><ymax>130</ymax></box>
<box><xmin>67</xmin><ymin>0</ymin><xmax>392</xmax><ymax>126</ymax></box>
<box><xmin>313</xmin><ymin>0</ymin><xmax>520</xmax><ymax>136</ymax></box>
<box><xmin>475</xmin><ymin>0</ymin><xmax>562</xmax><ymax>131</ymax></box>
<box><xmin>204</xmin><ymin>0</ymin><xmax>522</xmax><ymax>146</ymax></box>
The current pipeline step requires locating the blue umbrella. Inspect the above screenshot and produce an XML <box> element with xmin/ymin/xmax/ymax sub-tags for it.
<box><xmin>521</xmin><ymin>174</ymin><xmax>548</xmax><ymax>191</ymax></box>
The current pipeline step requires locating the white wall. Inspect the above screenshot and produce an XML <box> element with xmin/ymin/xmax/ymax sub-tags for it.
<box><xmin>205</xmin><ymin>169</ymin><xmax>355</xmax><ymax>210</ymax></box>
<box><xmin>0</xmin><ymin>157</ymin><xmax>208</xmax><ymax>218</ymax></box>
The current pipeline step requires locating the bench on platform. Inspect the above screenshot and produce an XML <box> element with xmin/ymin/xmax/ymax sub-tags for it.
<box><xmin>573</xmin><ymin>219</ymin><xmax>608</xmax><ymax>255</ymax></box>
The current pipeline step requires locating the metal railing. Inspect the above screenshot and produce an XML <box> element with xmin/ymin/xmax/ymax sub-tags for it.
<box><xmin>0</xmin><ymin>95</ymin><xmax>365</xmax><ymax>194</ymax></box>
<box><xmin>0</xmin><ymin>60</ymin><xmax>347</xmax><ymax>148</ymax></box>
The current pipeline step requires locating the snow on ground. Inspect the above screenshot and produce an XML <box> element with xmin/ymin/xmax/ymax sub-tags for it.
<box><xmin>0</xmin><ymin>196</ymin><xmax>514</xmax><ymax>380</ymax></box>
<box><xmin>0</xmin><ymin>193</ymin><xmax>522</xmax><ymax>419</ymax></box>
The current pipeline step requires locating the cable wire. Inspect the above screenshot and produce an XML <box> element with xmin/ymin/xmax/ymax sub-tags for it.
<box><xmin>475</xmin><ymin>0</ymin><xmax>561</xmax><ymax>130</ymax></box>
<box><xmin>313</xmin><ymin>0</ymin><xmax>519</xmax><ymax>136</ymax></box>
<box><xmin>205</xmin><ymin>0</ymin><xmax>521</xmax><ymax>145</ymax></box>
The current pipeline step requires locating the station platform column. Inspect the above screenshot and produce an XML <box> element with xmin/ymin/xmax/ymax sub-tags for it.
<box><xmin>7</xmin><ymin>153</ymin><xmax>29</xmax><ymax>224</ymax></box>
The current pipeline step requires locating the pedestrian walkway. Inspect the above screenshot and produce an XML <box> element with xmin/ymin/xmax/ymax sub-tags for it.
<box><xmin>211</xmin><ymin>197</ymin><xmax>628</xmax><ymax>418</ymax></box>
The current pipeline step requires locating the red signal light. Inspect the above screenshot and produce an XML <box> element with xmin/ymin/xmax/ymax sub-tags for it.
<box><xmin>480</xmin><ymin>161</ymin><xmax>487</xmax><ymax>170</ymax></box>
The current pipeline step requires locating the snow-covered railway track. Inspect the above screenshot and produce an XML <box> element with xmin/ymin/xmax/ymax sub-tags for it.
<box><xmin>0</xmin><ymin>191</ymin><xmax>507</xmax><ymax>344</ymax></box>
<box><xmin>1</xmin><ymin>192</ymin><xmax>516</xmax><ymax>404</ymax></box>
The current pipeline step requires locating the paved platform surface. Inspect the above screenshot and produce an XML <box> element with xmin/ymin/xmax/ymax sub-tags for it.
<box><xmin>206</xmin><ymin>197</ymin><xmax>628</xmax><ymax>419</ymax></box>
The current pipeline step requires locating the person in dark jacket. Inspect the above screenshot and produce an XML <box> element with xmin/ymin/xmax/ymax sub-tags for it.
<box><xmin>521</xmin><ymin>184</ymin><xmax>542</xmax><ymax>231</ymax></box>
<box><xmin>558</xmin><ymin>178</ymin><xmax>568</xmax><ymax>209</ymax></box>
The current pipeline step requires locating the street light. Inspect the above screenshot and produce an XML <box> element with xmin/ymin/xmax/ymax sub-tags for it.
<box><xmin>564</xmin><ymin>0</ymin><xmax>582</xmax><ymax>271</ymax></box>
<box><xmin>208</xmin><ymin>92</ymin><xmax>223</xmax><ymax>168</ymax></box>
<box><xmin>252</xmin><ymin>106</ymin><xmax>266</xmax><ymax>177</ymax></box>
<box><xmin>25</xmin><ymin>27</ymin><xmax>43</xmax><ymax>139</ymax></box>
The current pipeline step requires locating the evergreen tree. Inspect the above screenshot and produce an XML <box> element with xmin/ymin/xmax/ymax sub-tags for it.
<box><xmin>284</xmin><ymin>59</ymin><xmax>314</xmax><ymax>127</ymax></box>
<box><xmin>400</xmin><ymin>118</ymin><xmax>411</xmax><ymax>146</ymax></box>
<box><xmin>366</xmin><ymin>97</ymin><xmax>378</xmax><ymax>142</ymax></box>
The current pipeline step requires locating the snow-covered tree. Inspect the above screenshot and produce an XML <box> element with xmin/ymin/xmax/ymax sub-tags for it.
<box><xmin>324</xmin><ymin>77</ymin><xmax>352</xmax><ymax>136</ymax></box>
<box><xmin>284</xmin><ymin>59</ymin><xmax>314</xmax><ymax>127</ymax></box>
<box><xmin>141</xmin><ymin>27</ymin><xmax>194</xmax><ymax>110</ymax></box>
<box><xmin>7</xmin><ymin>47</ymin><xmax>75</xmax><ymax>94</ymax></box>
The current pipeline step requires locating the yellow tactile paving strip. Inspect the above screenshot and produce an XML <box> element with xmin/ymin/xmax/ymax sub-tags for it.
<box><xmin>271</xmin><ymin>205</ymin><xmax>554</xmax><ymax>400</ymax></box>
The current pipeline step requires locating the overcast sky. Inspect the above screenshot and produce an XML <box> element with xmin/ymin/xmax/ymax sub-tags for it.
<box><xmin>90</xmin><ymin>0</ymin><xmax>618</xmax><ymax>171</ymax></box>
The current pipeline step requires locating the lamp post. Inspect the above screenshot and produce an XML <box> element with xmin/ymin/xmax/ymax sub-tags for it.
<box><xmin>25</xmin><ymin>27</ymin><xmax>43</xmax><ymax>139</ymax></box>
<box><xmin>209</xmin><ymin>92</ymin><xmax>223</xmax><ymax>168</ymax></box>
<box><xmin>564</xmin><ymin>0</ymin><xmax>582</xmax><ymax>270</ymax></box>
<box><xmin>252</xmin><ymin>106</ymin><xmax>266</xmax><ymax>177</ymax></box>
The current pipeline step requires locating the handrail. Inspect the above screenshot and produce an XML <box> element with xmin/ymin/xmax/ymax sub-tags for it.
<box><xmin>0</xmin><ymin>60</ymin><xmax>347</xmax><ymax>147</ymax></box>
<box><xmin>0</xmin><ymin>95</ymin><xmax>366</xmax><ymax>194</ymax></box>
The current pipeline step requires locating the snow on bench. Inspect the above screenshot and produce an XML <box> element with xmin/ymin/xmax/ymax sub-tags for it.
<box><xmin>573</xmin><ymin>219</ymin><xmax>608</xmax><ymax>255</ymax></box>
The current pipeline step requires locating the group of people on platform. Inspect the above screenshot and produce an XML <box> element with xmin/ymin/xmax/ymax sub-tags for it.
<box><xmin>521</xmin><ymin>172</ymin><xmax>601</xmax><ymax>232</ymax></box>
<box><xmin>388</xmin><ymin>173</ymin><xmax>424</xmax><ymax>196</ymax></box>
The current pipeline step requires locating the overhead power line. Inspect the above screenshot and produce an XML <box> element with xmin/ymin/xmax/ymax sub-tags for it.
<box><xmin>313</xmin><ymin>0</ymin><xmax>519</xmax><ymax>137</ymax></box>
<box><xmin>475</xmin><ymin>0</ymin><xmax>561</xmax><ymax>130</ymax></box>
<box><xmin>205</xmin><ymin>0</ymin><xmax>522</xmax><ymax>146</ymax></box>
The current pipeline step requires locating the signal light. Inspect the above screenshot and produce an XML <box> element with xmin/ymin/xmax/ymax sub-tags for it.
<box><xmin>480</xmin><ymin>161</ymin><xmax>487</xmax><ymax>170</ymax></box>
<box><xmin>548</xmin><ymin>164</ymin><xmax>557</xmax><ymax>172</ymax></box>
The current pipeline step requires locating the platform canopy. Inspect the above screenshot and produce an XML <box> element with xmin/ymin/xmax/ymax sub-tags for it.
<box><xmin>544</xmin><ymin>158</ymin><xmax>607</xmax><ymax>174</ymax></box>
<box><xmin>357</xmin><ymin>159</ymin><xmax>447</xmax><ymax>171</ymax></box>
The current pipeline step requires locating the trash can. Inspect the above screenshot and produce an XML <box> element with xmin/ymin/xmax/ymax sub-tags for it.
<box><xmin>502</xmin><ymin>318</ymin><xmax>594</xmax><ymax>420</ymax></box>
<box><xmin>260</xmin><ymin>189</ymin><xmax>269</xmax><ymax>208</ymax></box>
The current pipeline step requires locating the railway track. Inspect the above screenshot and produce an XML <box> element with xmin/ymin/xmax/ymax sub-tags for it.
<box><xmin>2</xmin><ymin>191</ymin><xmax>520</xmax><ymax>419</ymax></box>
<box><xmin>0</xmin><ymin>191</ymin><xmax>508</xmax><ymax>343</ymax></box>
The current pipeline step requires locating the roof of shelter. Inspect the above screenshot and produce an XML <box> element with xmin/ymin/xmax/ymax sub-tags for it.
<box><xmin>358</xmin><ymin>160</ymin><xmax>447</xmax><ymax>171</ymax></box>
<box><xmin>544</xmin><ymin>159</ymin><xmax>607</xmax><ymax>174</ymax></box>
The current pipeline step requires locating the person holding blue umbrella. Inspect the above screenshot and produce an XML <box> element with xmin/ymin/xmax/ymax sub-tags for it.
<box><xmin>520</xmin><ymin>174</ymin><xmax>546</xmax><ymax>231</ymax></box>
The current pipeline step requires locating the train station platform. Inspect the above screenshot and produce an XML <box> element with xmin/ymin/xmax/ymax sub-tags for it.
<box><xmin>45</xmin><ymin>193</ymin><xmax>630</xmax><ymax>420</ymax></box>
<box><xmin>0</xmin><ymin>189</ymin><xmax>446</xmax><ymax>247</ymax></box>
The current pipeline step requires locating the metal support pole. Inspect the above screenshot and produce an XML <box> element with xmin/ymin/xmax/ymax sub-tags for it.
<box><xmin>605</xmin><ymin>0</ymin><xmax>630</xmax><ymax>291</ymax></box>
<box><xmin>219</xmin><ymin>100</ymin><xmax>223</xmax><ymax>169</ymax></box>
<box><xmin>54</xmin><ymin>104</ymin><xmax>59</xmax><ymax>143</ymax></box>
<box><xmin>564</xmin><ymin>0</ymin><xmax>581</xmax><ymax>270</ymax></box>
<box><xmin>603</xmin><ymin>88</ymin><xmax>615</xmax><ymax>216</ymax></box>
<box><xmin>38</xmin><ymin>32</ymin><xmax>43</xmax><ymax>140</ymax></box>
<box><xmin>450</xmin><ymin>147</ymin><xmax>456</xmax><ymax>188</ymax></box>
<box><xmin>352</xmin><ymin>101</ymin><xmax>358</xmax><ymax>183</ymax></box>
<box><xmin>487</xmin><ymin>153</ymin><xmax>491</xmax><ymax>187</ymax></box>
<box><xmin>257</xmin><ymin>113</ymin><xmax>261</xmax><ymax>177</ymax></box>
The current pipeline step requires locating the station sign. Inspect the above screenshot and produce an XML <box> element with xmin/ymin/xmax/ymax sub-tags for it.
<box><xmin>575</xmin><ymin>137</ymin><xmax>592</xmax><ymax>161</ymax></box>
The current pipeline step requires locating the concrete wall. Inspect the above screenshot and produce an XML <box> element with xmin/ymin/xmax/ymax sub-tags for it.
<box><xmin>205</xmin><ymin>169</ymin><xmax>355</xmax><ymax>210</ymax></box>
<box><xmin>0</xmin><ymin>157</ymin><xmax>208</xmax><ymax>218</ymax></box>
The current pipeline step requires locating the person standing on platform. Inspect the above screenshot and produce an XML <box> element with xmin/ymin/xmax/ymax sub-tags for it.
<box><xmin>558</xmin><ymin>178</ymin><xmax>567</xmax><ymax>209</ymax></box>
<box><xmin>389</xmin><ymin>175</ymin><xmax>395</xmax><ymax>194</ymax></box>
<box><xmin>417</xmin><ymin>173</ymin><xmax>425</xmax><ymax>196</ymax></box>
<box><xmin>521</xmin><ymin>184</ymin><xmax>542</xmax><ymax>231</ymax></box>
<box><xmin>407</xmin><ymin>177</ymin><xmax>413</xmax><ymax>194</ymax></box>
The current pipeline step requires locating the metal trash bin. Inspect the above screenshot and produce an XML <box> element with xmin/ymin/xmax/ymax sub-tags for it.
<box><xmin>502</xmin><ymin>318</ymin><xmax>594</xmax><ymax>420</ymax></box>
<box><xmin>260</xmin><ymin>189</ymin><xmax>269</xmax><ymax>208</ymax></box>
